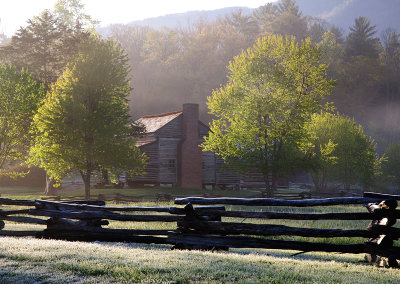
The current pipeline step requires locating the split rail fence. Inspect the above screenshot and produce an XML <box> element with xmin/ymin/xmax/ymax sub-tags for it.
<box><xmin>0</xmin><ymin>192</ymin><xmax>399</xmax><ymax>265</ymax></box>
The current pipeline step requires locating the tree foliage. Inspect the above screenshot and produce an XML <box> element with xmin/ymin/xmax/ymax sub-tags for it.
<box><xmin>382</xmin><ymin>143</ymin><xmax>400</xmax><ymax>189</ymax></box>
<box><xmin>0</xmin><ymin>65</ymin><xmax>44</xmax><ymax>170</ymax></box>
<box><xmin>202</xmin><ymin>34</ymin><xmax>333</xmax><ymax>196</ymax></box>
<box><xmin>345</xmin><ymin>16</ymin><xmax>381</xmax><ymax>59</ymax></box>
<box><xmin>54</xmin><ymin>0</ymin><xmax>99</xmax><ymax>30</ymax></box>
<box><xmin>0</xmin><ymin>10</ymin><xmax>88</xmax><ymax>89</ymax></box>
<box><xmin>29</xmin><ymin>36</ymin><xmax>147</xmax><ymax>199</ymax></box>
<box><xmin>307</xmin><ymin>112</ymin><xmax>381</xmax><ymax>191</ymax></box>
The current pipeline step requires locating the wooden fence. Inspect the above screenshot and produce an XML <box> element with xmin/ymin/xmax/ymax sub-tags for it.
<box><xmin>38</xmin><ymin>190</ymin><xmax>353</xmax><ymax>203</ymax></box>
<box><xmin>41</xmin><ymin>193</ymin><xmax>224</xmax><ymax>203</ymax></box>
<box><xmin>0</xmin><ymin>192</ymin><xmax>399</xmax><ymax>267</ymax></box>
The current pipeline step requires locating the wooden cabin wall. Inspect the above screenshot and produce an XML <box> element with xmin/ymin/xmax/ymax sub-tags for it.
<box><xmin>134</xmin><ymin>142</ymin><xmax>159</xmax><ymax>183</ymax></box>
<box><xmin>156</xmin><ymin>116</ymin><xmax>183</xmax><ymax>138</ymax></box>
<box><xmin>159</xmin><ymin>138</ymin><xmax>180</xmax><ymax>184</ymax></box>
<box><xmin>215</xmin><ymin>156</ymin><xmax>241</xmax><ymax>188</ymax></box>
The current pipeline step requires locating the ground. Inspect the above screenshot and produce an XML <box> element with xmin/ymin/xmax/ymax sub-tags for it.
<box><xmin>0</xmin><ymin>186</ymin><xmax>399</xmax><ymax>283</ymax></box>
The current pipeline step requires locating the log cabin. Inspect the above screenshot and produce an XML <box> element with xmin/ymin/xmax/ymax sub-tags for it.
<box><xmin>130</xmin><ymin>103</ymin><xmax>245</xmax><ymax>189</ymax></box>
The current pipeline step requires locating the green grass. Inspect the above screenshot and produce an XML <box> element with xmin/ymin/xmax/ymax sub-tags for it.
<box><xmin>0</xmin><ymin>237</ymin><xmax>398</xmax><ymax>283</ymax></box>
<box><xmin>0</xmin><ymin>186</ymin><xmax>399</xmax><ymax>282</ymax></box>
<box><xmin>0</xmin><ymin>184</ymin><xmax>265</xmax><ymax>200</ymax></box>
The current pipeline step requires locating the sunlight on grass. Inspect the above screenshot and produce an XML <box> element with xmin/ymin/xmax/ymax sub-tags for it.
<box><xmin>0</xmin><ymin>186</ymin><xmax>399</xmax><ymax>282</ymax></box>
<box><xmin>0</xmin><ymin>237</ymin><xmax>398</xmax><ymax>283</ymax></box>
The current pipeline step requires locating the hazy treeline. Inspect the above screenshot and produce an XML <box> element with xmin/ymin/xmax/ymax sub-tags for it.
<box><xmin>107</xmin><ymin>0</ymin><xmax>399</xmax><ymax>152</ymax></box>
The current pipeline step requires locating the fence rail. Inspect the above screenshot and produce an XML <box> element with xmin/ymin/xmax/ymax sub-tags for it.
<box><xmin>0</xmin><ymin>192</ymin><xmax>398</xmax><ymax>267</ymax></box>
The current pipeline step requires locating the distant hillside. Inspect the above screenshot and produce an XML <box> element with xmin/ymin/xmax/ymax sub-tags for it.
<box><xmin>100</xmin><ymin>0</ymin><xmax>399</xmax><ymax>37</ymax></box>
<box><xmin>126</xmin><ymin>7</ymin><xmax>252</xmax><ymax>29</ymax></box>
<box><xmin>297</xmin><ymin>0</ymin><xmax>400</xmax><ymax>35</ymax></box>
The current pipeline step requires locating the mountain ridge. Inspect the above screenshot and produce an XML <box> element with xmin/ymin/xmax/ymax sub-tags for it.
<box><xmin>101</xmin><ymin>0</ymin><xmax>399</xmax><ymax>36</ymax></box>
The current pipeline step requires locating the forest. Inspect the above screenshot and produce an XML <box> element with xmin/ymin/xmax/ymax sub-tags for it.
<box><xmin>104</xmin><ymin>0</ymin><xmax>400</xmax><ymax>154</ymax></box>
<box><xmin>0</xmin><ymin>0</ymin><xmax>399</xmax><ymax>194</ymax></box>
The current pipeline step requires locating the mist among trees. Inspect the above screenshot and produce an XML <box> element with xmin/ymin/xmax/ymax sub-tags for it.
<box><xmin>0</xmin><ymin>0</ymin><xmax>400</xmax><ymax>193</ymax></box>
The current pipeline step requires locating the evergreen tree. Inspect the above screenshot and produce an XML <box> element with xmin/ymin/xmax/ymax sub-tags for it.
<box><xmin>345</xmin><ymin>16</ymin><xmax>380</xmax><ymax>59</ymax></box>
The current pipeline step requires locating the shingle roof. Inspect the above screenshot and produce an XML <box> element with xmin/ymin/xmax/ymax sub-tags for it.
<box><xmin>137</xmin><ymin>110</ymin><xmax>183</xmax><ymax>133</ymax></box>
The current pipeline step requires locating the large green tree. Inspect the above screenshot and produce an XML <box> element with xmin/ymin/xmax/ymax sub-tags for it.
<box><xmin>0</xmin><ymin>6</ymin><xmax>91</xmax><ymax>194</ymax></box>
<box><xmin>29</xmin><ymin>36</ymin><xmax>146</xmax><ymax>199</ymax></box>
<box><xmin>0</xmin><ymin>65</ymin><xmax>44</xmax><ymax>170</ymax></box>
<box><xmin>203</xmin><ymin>34</ymin><xmax>334</xmax><ymax>196</ymax></box>
<box><xmin>307</xmin><ymin>112</ymin><xmax>381</xmax><ymax>191</ymax></box>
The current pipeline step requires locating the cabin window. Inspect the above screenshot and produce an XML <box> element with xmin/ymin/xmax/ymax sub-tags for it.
<box><xmin>168</xmin><ymin>159</ymin><xmax>176</xmax><ymax>169</ymax></box>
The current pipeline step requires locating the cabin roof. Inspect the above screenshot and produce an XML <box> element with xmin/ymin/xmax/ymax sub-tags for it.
<box><xmin>138</xmin><ymin>110</ymin><xmax>183</xmax><ymax>133</ymax></box>
<box><xmin>136</xmin><ymin>138</ymin><xmax>157</xmax><ymax>147</ymax></box>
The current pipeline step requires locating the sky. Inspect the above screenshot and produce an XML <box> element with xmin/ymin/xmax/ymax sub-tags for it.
<box><xmin>0</xmin><ymin>0</ymin><xmax>274</xmax><ymax>36</ymax></box>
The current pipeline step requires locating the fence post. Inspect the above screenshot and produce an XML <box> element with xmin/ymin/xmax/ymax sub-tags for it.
<box><xmin>173</xmin><ymin>203</ymin><xmax>228</xmax><ymax>251</ymax></box>
<box><xmin>365</xmin><ymin>199</ymin><xmax>398</xmax><ymax>268</ymax></box>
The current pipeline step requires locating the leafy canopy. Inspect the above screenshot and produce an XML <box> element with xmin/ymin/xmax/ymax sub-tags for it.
<box><xmin>0</xmin><ymin>65</ymin><xmax>44</xmax><ymax>170</ymax></box>
<box><xmin>29</xmin><ymin>36</ymin><xmax>146</xmax><ymax>198</ymax></box>
<box><xmin>203</xmin><ymin>34</ymin><xmax>333</xmax><ymax>194</ymax></box>
<box><xmin>307</xmin><ymin>112</ymin><xmax>381</xmax><ymax>191</ymax></box>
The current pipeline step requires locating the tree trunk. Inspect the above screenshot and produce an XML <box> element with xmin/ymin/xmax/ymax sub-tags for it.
<box><xmin>44</xmin><ymin>174</ymin><xmax>57</xmax><ymax>196</ymax></box>
<box><xmin>264</xmin><ymin>179</ymin><xmax>273</xmax><ymax>198</ymax></box>
<box><xmin>80</xmin><ymin>171</ymin><xmax>91</xmax><ymax>200</ymax></box>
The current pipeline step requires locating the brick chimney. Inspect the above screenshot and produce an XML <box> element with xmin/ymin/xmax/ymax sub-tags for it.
<box><xmin>180</xmin><ymin>103</ymin><xmax>202</xmax><ymax>188</ymax></box>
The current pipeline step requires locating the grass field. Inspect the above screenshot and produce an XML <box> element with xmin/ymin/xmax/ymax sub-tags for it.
<box><xmin>0</xmin><ymin>237</ymin><xmax>399</xmax><ymax>283</ymax></box>
<box><xmin>0</xmin><ymin>186</ymin><xmax>399</xmax><ymax>283</ymax></box>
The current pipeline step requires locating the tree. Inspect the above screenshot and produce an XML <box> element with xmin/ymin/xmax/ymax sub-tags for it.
<box><xmin>0</xmin><ymin>8</ymin><xmax>90</xmax><ymax>194</ymax></box>
<box><xmin>253</xmin><ymin>0</ymin><xmax>308</xmax><ymax>40</ymax></box>
<box><xmin>224</xmin><ymin>9</ymin><xmax>259</xmax><ymax>45</ymax></box>
<box><xmin>0</xmin><ymin>10</ymin><xmax>87</xmax><ymax>89</ymax></box>
<box><xmin>54</xmin><ymin>0</ymin><xmax>99</xmax><ymax>30</ymax></box>
<box><xmin>203</xmin><ymin>34</ymin><xmax>334</xmax><ymax>196</ymax></box>
<box><xmin>345</xmin><ymin>16</ymin><xmax>380</xmax><ymax>59</ymax></box>
<box><xmin>29</xmin><ymin>36</ymin><xmax>147</xmax><ymax>199</ymax></box>
<box><xmin>0</xmin><ymin>65</ymin><xmax>44</xmax><ymax>170</ymax></box>
<box><xmin>307</xmin><ymin>112</ymin><xmax>380</xmax><ymax>191</ymax></box>
<box><xmin>383</xmin><ymin>143</ymin><xmax>400</xmax><ymax>189</ymax></box>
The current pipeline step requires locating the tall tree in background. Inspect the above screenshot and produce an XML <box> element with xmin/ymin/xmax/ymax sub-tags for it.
<box><xmin>54</xmin><ymin>0</ymin><xmax>98</xmax><ymax>30</ymax></box>
<box><xmin>0</xmin><ymin>10</ymin><xmax>87</xmax><ymax>89</ymax></box>
<box><xmin>29</xmin><ymin>36</ymin><xmax>146</xmax><ymax>199</ymax></box>
<box><xmin>345</xmin><ymin>16</ymin><xmax>380</xmax><ymax>59</ymax></box>
<box><xmin>254</xmin><ymin>0</ymin><xmax>308</xmax><ymax>40</ymax></box>
<box><xmin>0</xmin><ymin>66</ymin><xmax>44</xmax><ymax>170</ymax></box>
<box><xmin>203</xmin><ymin>35</ymin><xmax>333</xmax><ymax>196</ymax></box>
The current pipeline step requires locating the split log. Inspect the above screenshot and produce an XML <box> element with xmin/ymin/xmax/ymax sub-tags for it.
<box><xmin>174</xmin><ymin>197</ymin><xmax>380</xmax><ymax>207</ymax></box>
<box><xmin>363</xmin><ymin>192</ymin><xmax>400</xmax><ymax>200</ymax></box>
<box><xmin>188</xmin><ymin>209</ymin><xmax>400</xmax><ymax>220</ymax></box>
<box><xmin>178</xmin><ymin>220</ymin><xmax>400</xmax><ymax>238</ymax></box>
<box><xmin>60</xmin><ymin>200</ymin><xmax>106</xmax><ymax>206</ymax></box>
<box><xmin>0</xmin><ymin>209</ymin><xmax>31</xmax><ymax>216</ymax></box>
<box><xmin>34</xmin><ymin>200</ymin><xmax>224</xmax><ymax>214</ymax></box>
<box><xmin>1</xmin><ymin>216</ymin><xmax>47</xmax><ymax>225</ymax></box>
<box><xmin>0</xmin><ymin>230</ymin><xmax>40</xmax><ymax>237</ymax></box>
<box><xmin>37</xmin><ymin>230</ymin><xmax>168</xmax><ymax>244</ymax></box>
<box><xmin>45</xmin><ymin>218</ymin><xmax>171</xmax><ymax>236</ymax></box>
<box><xmin>0</xmin><ymin>198</ymin><xmax>35</xmax><ymax>206</ymax></box>
<box><xmin>46</xmin><ymin>217</ymin><xmax>109</xmax><ymax>227</ymax></box>
<box><xmin>167</xmin><ymin>233</ymin><xmax>400</xmax><ymax>259</ymax></box>
<box><xmin>29</xmin><ymin>209</ymin><xmax>182</xmax><ymax>222</ymax></box>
